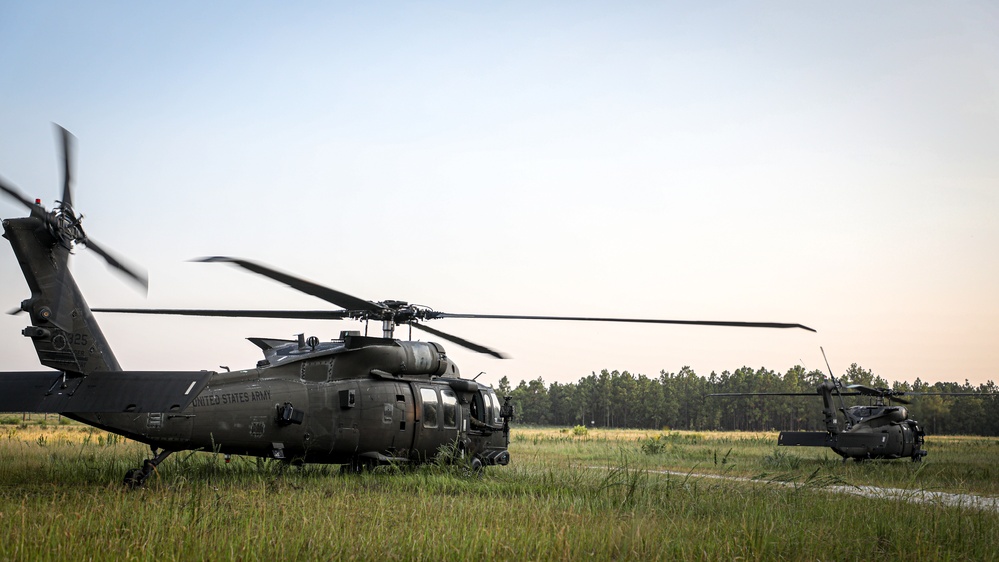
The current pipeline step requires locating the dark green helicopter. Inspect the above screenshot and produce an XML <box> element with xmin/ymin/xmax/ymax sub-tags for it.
<box><xmin>1</xmin><ymin>125</ymin><xmax>816</xmax><ymax>486</ymax></box>
<box><xmin>710</xmin><ymin>351</ymin><xmax>990</xmax><ymax>462</ymax></box>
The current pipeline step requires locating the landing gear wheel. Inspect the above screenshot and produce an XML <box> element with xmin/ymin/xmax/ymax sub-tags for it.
<box><xmin>122</xmin><ymin>448</ymin><xmax>174</xmax><ymax>489</ymax></box>
<box><xmin>123</xmin><ymin>468</ymin><xmax>144</xmax><ymax>488</ymax></box>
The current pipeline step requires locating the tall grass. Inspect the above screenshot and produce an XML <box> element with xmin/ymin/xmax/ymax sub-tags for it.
<box><xmin>1</xmin><ymin>425</ymin><xmax>996</xmax><ymax>560</ymax></box>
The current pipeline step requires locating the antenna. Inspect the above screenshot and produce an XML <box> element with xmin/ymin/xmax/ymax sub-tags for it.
<box><xmin>820</xmin><ymin>347</ymin><xmax>852</xmax><ymax>430</ymax></box>
<box><xmin>820</xmin><ymin>347</ymin><xmax>834</xmax><ymax>380</ymax></box>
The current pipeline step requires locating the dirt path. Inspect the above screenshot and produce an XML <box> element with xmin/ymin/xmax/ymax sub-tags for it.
<box><xmin>592</xmin><ymin>467</ymin><xmax>999</xmax><ymax>512</ymax></box>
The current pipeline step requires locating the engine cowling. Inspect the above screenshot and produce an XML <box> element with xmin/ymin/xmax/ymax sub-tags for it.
<box><xmin>887</xmin><ymin>406</ymin><xmax>908</xmax><ymax>423</ymax></box>
<box><xmin>395</xmin><ymin>341</ymin><xmax>448</xmax><ymax>376</ymax></box>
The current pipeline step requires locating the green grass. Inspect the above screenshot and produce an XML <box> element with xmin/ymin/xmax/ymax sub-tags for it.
<box><xmin>1</xmin><ymin>425</ymin><xmax>997</xmax><ymax>561</ymax></box>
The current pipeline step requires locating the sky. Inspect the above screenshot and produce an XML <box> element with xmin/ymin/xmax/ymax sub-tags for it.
<box><xmin>1</xmin><ymin>2</ymin><xmax>997</xmax><ymax>389</ymax></box>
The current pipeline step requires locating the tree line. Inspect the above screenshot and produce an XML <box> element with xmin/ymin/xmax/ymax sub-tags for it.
<box><xmin>497</xmin><ymin>364</ymin><xmax>999</xmax><ymax>436</ymax></box>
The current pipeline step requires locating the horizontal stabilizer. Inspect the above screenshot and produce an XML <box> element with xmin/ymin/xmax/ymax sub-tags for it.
<box><xmin>778</xmin><ymin>430</ymin><xmax>889</xmax><ymax>451</ymax></box>
<box><xmin>0</xmin><ymin>370</ymin><xmax>213</xmax><ymax>413</ymax></box>
<box><xmin>778</xmin><ymin>431</ymin><xmax>836</xmax><ymax>447</ymax></box>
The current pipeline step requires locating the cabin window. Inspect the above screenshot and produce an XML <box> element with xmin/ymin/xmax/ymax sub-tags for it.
<box><xmin>441</xmin><ymin>389</ymin><xmax>458</xmax><ymax>429</ymax></box>
<box><xmin>420</xmin><ymin>388</ymin><xmax>439</xmax><ymax>429</ymax></box>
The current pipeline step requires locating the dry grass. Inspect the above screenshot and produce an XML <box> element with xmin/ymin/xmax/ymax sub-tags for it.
<box><xmin>0</xmin><ymin>424</ymin><xmax>996</xmax><ymax>561</ymax></box>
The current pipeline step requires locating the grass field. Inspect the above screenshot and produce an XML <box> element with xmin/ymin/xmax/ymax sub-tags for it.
<box><xmin>1</xmin><ymin>422</ymin><xmax>997</xmax><ymax>561</ymax></box>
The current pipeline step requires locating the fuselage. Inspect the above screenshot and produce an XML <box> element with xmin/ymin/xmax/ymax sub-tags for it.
<box><xmin>831</xmin><ymin>404</ymin><xmax>925</xmax><ymax>460</ymax></box>
<box><xmin>71</xmin><ymin>336</ymin><xmax>511</xmax><ymax>467</ymax></box>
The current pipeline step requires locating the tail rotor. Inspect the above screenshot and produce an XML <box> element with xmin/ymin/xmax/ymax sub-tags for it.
<box><xmin>0</xmin><ymin>124</ymin><xmax>147</xmax><ymax>292</ymax></box>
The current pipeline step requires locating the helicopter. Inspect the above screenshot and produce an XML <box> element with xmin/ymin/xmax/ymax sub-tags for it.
<box><xmin>709</xmin><ymin>353</ymin><xmax>990</xmax><ymax>462</ymax></box>
<box><xmin>1</xmin><ymin>125</ymin><xmax>817</xmax><ymax>486</ymax></box>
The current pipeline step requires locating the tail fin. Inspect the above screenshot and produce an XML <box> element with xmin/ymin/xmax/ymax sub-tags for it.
<box><xmin>3</xmin><ymin>215</ymin><xmax>120</xmax><ymax>373</ymax></box>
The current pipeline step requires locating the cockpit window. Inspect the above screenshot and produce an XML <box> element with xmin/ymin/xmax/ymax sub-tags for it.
<box><xmin>469</xmin><ymin>391</ymin><xmax>491</xmax><ymax>429</ymax></box>
<box><xmin>486</xmin><ymin>390</ymin><xmax>502</xmax><ymax>424</ymax></box>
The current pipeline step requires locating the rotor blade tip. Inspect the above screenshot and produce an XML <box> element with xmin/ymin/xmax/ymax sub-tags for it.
<box><xmin>53</xmin><ymin>123</ymin><xmax>74</xmax><ymax>138</ymax></box>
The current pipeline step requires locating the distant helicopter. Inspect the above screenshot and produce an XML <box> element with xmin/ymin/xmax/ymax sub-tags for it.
<box><xmin>710</xmin><ymin>352</ymin><xmax>988</xmax><ymax>462</ymax></box>
<box><xmin>0</xmin><ymin>125</ymin><xmax>816</xmax><ymax>486</ymax></box>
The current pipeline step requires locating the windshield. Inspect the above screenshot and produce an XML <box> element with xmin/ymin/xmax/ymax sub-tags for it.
<box><xmin>486</xmin><ymin>389</ymin><xmax>502</xmax><ymax>425</ymax></box>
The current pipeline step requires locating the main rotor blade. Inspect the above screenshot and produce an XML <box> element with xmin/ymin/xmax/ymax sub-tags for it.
<box><xmin>712</xmin><ymin>390</ymin><xmax>993</xmax><ymax>401</ymax></box>
<box><xmin>80</xmin><ymin>237</ymin><xmax>149</xmax><ymax>293</ymax></box>
<box><xmin>196</xmin><ymin>257</ymin><xmax>383</xmax><ymax>313</ymax></box>
<box><xmin>56</xmin><ymin>124</ymin><xmax>75</xmax><ymax>212</ymax></box>
<box><xmin>93</xmin><ymin>308</ymin><xmax>351</xmax><ymax>320</ymax></box>
<box><xmin>846</xmin><ymin>384</ymin><xmax>880</xmax><ymax>396</ymax></box>
<box><xmin>0</xmin><ymin>177</ymin><xmax>36</xmax><ymax>210</ymax></box>
<box><xmin>709</xmin><ymin>392</ymin><xmax>862</xmax><ymax>397</ymax></box>
<box><xmin>432</xmin><ymin>313</ymin><xmax>816</xmax><ymax>332</ymax></box>
<box><xmin>410</xmin><ymin>322</ymin><xmax>508</xmax><ymax>359</ymax></box>
<box><xmin>903</xmin><ymin>392</ymin><xmax>998</xmax><ymax>397</ymax></box>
